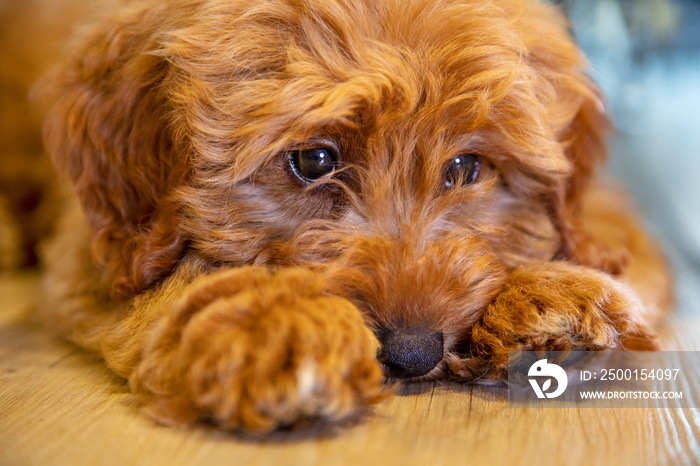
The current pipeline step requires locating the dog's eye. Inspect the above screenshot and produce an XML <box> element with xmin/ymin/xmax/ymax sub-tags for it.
<box><xmin>444</xmin><ymin>154</ymin><xmax>480</xmax><ymax>189</ymax></box>
<box><xmin>289</xmin><ymin>146</ymin><xmax>339</xmax><ymax>182</ymax></box>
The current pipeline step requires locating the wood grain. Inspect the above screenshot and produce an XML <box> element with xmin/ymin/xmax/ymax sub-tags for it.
<box><xmin>1</xmin><ymin>272</ymin><xmax>699</xmax><ymax>466</ymax></box>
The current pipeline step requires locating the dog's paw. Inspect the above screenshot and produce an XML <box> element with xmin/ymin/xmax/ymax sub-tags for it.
<box><xmin>131</xmin><ymin>267</ymin><xmax>386</xmax><ymax>433</ymax></box>
<box><xmin>448</xmin><ymin>262</ymin><xmax>659</xmax><ymax>381</ymax></box>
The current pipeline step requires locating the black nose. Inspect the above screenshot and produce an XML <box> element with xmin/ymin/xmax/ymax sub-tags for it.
<box><xmin>377</xmin><ymin>329</ymin><xmax>444</xmax><ymax>379</ymax></box>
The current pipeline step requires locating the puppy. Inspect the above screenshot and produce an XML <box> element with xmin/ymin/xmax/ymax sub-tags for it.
<box><xmin>34</xmin><ymin>0</ymin><xmax>673</xmax><ymax>432</ymax></box>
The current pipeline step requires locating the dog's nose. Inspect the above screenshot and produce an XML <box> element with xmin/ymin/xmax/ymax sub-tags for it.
<box><xmin>377</xmin><ymin>329</ymin><xmax>444</xmax><ymax>379</ymax></box>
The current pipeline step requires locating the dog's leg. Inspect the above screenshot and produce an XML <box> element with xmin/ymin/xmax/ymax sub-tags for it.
<box><xmin>448</xmin><ymin>261</ymin><xmax>660</xmax><ymax>381</ymax></box>
<box><xmin>128</xmin><ymin>265</ymin><xmax>386</xmax><ymax>432</ymax></box>
<box><xmin>40</xmin><ymin>205</ymin><xmax>385</xmax><ymax>432</ymax></box>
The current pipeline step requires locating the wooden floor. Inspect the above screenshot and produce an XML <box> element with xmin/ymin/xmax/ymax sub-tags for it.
<box><xmin>1</xmin><ymin>269</ymin><xmax>700</xmax><ymax>466</ymax></box>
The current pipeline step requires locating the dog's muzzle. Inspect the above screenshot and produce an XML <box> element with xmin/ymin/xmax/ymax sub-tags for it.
<box><xmin>377</xmin><ymin>329</ymin><xmax>444</xmax><ymax>379</ymax></box>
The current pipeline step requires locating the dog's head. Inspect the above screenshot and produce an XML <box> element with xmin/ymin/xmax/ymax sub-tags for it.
<box><xmin>44</xmin><ymin>0</ymin><xmax>619</xmax><ymax>379</ymax></box>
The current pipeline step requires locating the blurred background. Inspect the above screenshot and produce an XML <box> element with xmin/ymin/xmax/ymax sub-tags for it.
<box><xmin>558</xmin><ymin>0</ymin><xmax>700</xmax><ymax>318</ymax></box>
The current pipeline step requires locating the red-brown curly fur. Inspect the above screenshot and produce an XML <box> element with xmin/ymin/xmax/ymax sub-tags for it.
<box><xmin>6</xmin><ymin>0</ymin><xmax>675</xmax><ymax>432</ymax></box>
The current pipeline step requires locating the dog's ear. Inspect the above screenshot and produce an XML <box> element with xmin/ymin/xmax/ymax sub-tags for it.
<box><xmin>523</xmin><ymin>3</ymin><xmax>629</xmax><ymax>275</ymax></box>
<box><xmin>42</xmin><ymin>9</ymin><xmax>189</xmax><ymax>299</ymax></box>
<box><xmin>553</xmin><ymin>87</ymin><xmax>631</xmax><ymax>275</ymax></box>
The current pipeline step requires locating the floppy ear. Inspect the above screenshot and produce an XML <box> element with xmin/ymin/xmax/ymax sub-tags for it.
<box><xmin>522</xmin><ymin>2</ymin><xmax>630</xmax><ymax>275</ymax></box>
<box><xmin>42</xmin><ymin>8</ymin><xmax>189</xmax><ymax>299</ymax></box>
<box><xmin>553</xmin><ymin>89</ymin><xmax>631</xmax><ymax>275</ymax></box>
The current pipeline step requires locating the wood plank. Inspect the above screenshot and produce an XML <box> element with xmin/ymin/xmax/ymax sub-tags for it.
<box><xmin>1</xmin><ymin>273</ymin><xmax>700</xmax><ymax>465</ymax></box>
